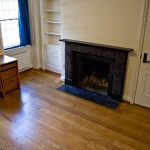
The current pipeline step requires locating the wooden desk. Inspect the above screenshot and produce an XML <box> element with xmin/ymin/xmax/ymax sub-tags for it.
<box><xmin>0</xmin><ymin>55</ymin><xmax>20</xmax><ymax>95</ymax></box>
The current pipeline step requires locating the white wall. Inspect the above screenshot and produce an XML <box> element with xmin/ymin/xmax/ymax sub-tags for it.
<box><xmin>61</xmin><ymin>0</ymin><xmax>146</xmax><ymax>102</ymax></box>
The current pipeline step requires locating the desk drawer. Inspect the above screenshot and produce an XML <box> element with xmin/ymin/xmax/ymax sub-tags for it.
<box><xmin>1</xmin><ymin>67</ymin><xmax>17</xmax><ymax>80</ymax></box>
<box><xmin>3</xmin><ymin>76</ymin><xmax>18</xmax><ymax>93</ymax></box>
<box><xmin>1</xmin><ymin>61</ymin><xmax>17</xmax><ymax>71</ymax></box>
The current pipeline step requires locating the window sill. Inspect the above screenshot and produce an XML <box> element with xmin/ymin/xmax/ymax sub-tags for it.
<box><xmin>5</xmin><ymin>45</ymin><xmax>31</xmax><ymax>56</ymax></box>
<box><xmin>4</xmin><ymin>45</ymin><xmax>21</xmax><ymax>51</ymax></box>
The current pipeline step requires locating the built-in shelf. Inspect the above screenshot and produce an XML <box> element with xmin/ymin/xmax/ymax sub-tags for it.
<box><xmin>44</xmin><ymin>21</ymin><xmax>61</xmax><ymax>24</ymax></box>
<box><xmin>44</xmin><ymin>43</ymin><xmax>61</xmax><ymax>47</ymax></box>
<box><xmin>44</xmin><ymin>10</ymin><xmax>60</xmax><ymax>13</ymax></box>
<box><xmin>45</xmin><ymin>32</ymin><xmax>61</xmax><ymax>36</ymax></box>
<box><xmin>41</xmin><ymin>0</ymin><xmax>62</xmax><ymax>73</ymax></box>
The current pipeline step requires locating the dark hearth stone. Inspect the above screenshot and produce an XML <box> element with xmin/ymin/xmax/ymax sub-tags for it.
<box><xmin>57</xmin><ymin>85</ymin><xmax>120</xmax><ymax>109</ymax></box>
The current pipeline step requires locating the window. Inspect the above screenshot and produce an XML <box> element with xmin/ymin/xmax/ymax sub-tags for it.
<box><xmin>0</xmin><ymin>0</ymin><xmax>20</xmax><ymax>49</ymax></box>
<box><xmin>0</xmin><ymin>0</ymin><xmax>31</xmax><ymax>50</ymax></box>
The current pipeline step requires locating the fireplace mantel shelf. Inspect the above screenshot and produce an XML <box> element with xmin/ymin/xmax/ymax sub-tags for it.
<box><xmin>60</xmin><ymin>39</ymin><xmax>133</xmax><ymax>52</ymax></box>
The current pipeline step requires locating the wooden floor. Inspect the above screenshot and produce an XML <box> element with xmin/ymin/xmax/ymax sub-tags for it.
<box><xmin>0</xmin><ymin>69</ymin><xmax>150</xmax><ymax>150</ymax></box>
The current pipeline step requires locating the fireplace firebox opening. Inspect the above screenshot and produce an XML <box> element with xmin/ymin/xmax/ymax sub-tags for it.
<box><xmin>75</xmin><ymin>58</ymin><xmax>110</xmax><ymax>96</ymax></box>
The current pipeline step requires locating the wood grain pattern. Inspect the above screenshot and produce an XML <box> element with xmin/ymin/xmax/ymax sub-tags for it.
<box><xmin>0</xmin><ymin>55</ymin><xmax>20</xmax><ymax>95</ymax></box>
<box><xmin>0</xmin><ymin>69</ymin><xmax>150</xmax><ymax>150</ymax></box>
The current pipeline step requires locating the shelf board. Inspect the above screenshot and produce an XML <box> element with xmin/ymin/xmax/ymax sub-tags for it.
<box><xmin>45</xmin><ymin>32</ymin><xmax>61</xmax><ymax>36</ymax></box>
<box><xmin>44</xmin><ymin>10</ymin><xmax>61</xmax><ymax>13</ymax></box>
<box><xmin>44</xmin><ymin>43</ymin><xmax>61</xmax><ymax>47</ymax></box>
<box><xmin>44</xmin><ymin>21</ymin><xmax>61</xmax><ymax>24</ymax></box>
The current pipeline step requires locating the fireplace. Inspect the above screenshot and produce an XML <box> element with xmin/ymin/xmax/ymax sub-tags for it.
<box><xmin>59</xmin><ymin>39</ymin><xmax>132</xmax><ymax>107</ymax></box>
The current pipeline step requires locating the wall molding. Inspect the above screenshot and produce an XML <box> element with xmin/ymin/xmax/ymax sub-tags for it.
<box><xmin>123</xmin><ymin>95</ymin><xmax>132</xmax><ymax>102</ymax></box>
<box><xmin>131</xmin><ymin>0</ymin><xmax>149</xmax><ymax>104</ymax></box>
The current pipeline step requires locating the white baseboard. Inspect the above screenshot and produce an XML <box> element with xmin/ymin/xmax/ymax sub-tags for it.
<box><xmin>60</xmin><ymin>75</ymin><xmax>65</xmax><ymax>81</ymax></box>
<box><xmin>123</xmin><ymin>95</ymin><xmax>132</xmax><ymax>103</ymax></box>
<box><xmin>19</xmin><ymin>66</ymin><xmax>32</xmax><ymax>72</ymax></box>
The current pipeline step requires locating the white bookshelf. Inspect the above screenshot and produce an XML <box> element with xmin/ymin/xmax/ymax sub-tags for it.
<box><xmin>45</xmin><ymin>32</ymin><xmax>61</xmax><ymax>36</ymax></box>
<box><xmin>44</xmin><ymin>21</ymin><xmax>61</xmax><ymax>24</ymax></box>
<box><xmin>44</xmin><ymin>10</ymin><xmax>61</xmax><ymax>13</ymax></box>
<box><xmin>40</xmin><ymin>0</ymin><xmax>62</xmax><ymax>73</ymax></box>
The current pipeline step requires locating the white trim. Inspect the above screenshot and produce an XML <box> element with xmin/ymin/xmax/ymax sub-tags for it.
<box><xmin>40</xmin><ymin>0</ymin><xmax>46</xmax><ymax>70</ymax></box>
<box><xmin>60</xmin><ymin>42</ymin><xmax>65</xmax><ymax>81</ymax></box>
<box><xmin>60</xmin><ymin>75</ymin><xmax>65</xmax><ymax>81</ymax></box>
<box><xmin>44</xmin><ymin>10</ymin><xmax>61</xmax><ymax>13</ymax></box>
<box><xmin>123</xmin><ymin>95</ymin><xmax>132</xmax><ymax>103</ymax></box>
<box><xmin>131</xmin><ymin>0</ymin><xmax>149</xmax><ymax>104</ymax></box>
<box><xmin>45</xmin><ymin>32</ymin><xmax>61</xmax><ymax>36</ymax></box>
<box><xmin>44</xmin><ymin>21</ymin><xmax>61</xmax><ymax>24</ymax></box>
<box><xmin>19</xmin><ymin>66</ymin><xmax>32</xmax><ymax>73</ymax></box>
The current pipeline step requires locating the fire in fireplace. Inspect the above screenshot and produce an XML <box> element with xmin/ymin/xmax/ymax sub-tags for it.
<box><xmin>77</xmin><ymin>59</ymin><xmax>110</xmax><ymax>95</ymax></box>
<box><xmin>81</xmin><ymin>71</ymin><xmax>109</xmax><ymax>95</ymax></box>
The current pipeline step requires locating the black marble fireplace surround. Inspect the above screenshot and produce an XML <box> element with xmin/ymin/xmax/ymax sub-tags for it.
<box><xmin>60</xmin><ymin>39</ymin><xmax>132</xmax><ymax>103</ymax></box>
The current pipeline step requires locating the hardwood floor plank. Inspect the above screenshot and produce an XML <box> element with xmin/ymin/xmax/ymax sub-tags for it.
<box><xmin>0</xmin><ymin>69</ymin><xmax>149</xmax><ymax>150</ymax></box>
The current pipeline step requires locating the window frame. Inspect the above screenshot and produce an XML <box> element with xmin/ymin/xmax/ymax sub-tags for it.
<box><xmin>0</xmin><ymin>0</ymin><xmax>21</xmax><ymax>50</ymax></box>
